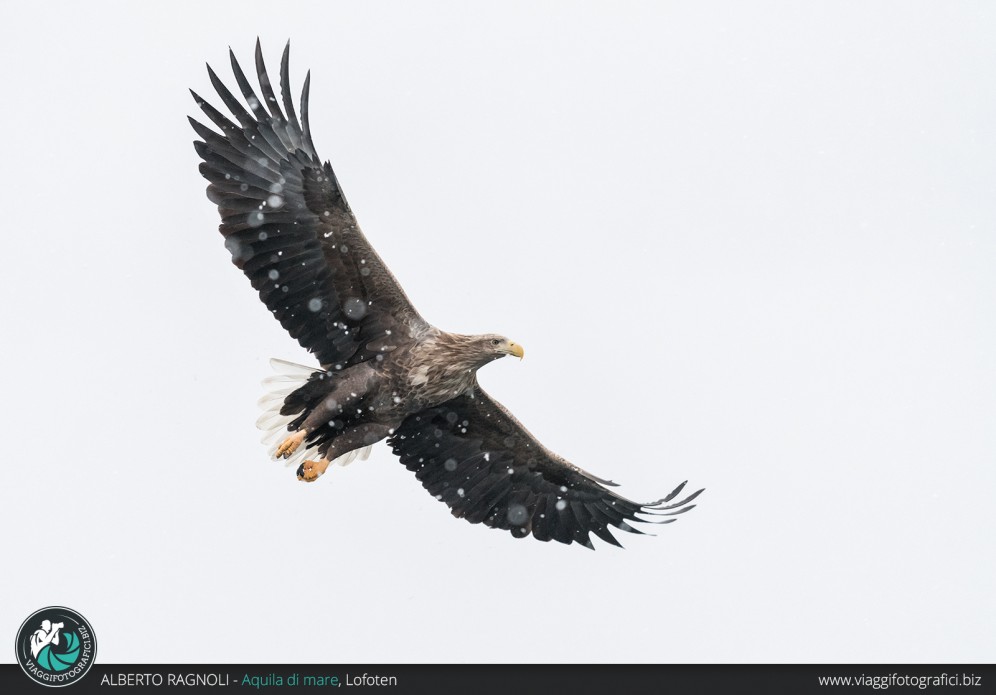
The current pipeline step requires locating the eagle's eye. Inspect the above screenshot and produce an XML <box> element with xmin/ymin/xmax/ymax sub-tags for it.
<box><xmin>491</xmin><ymin>339</ymin><xmax>500</xmax><ymax>346</ymax></box>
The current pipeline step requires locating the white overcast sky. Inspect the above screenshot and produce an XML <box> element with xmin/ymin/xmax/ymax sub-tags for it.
<box><xmin>1</xmin><ymin>1</ymin><xmax>994</xmax><ymax>663</ymax></box>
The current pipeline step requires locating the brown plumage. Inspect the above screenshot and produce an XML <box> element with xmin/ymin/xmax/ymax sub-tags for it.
<box><xmin>190</xmin><ymin>40</ymin><xmax>703</xmax><ymax>548</ymax></box>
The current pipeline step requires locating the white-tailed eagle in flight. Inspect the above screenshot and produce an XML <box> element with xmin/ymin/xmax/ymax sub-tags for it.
<box><xmin>189</xmin><ymin>41</ymin><xmax>703</xmax><ymax>548</ymax></box>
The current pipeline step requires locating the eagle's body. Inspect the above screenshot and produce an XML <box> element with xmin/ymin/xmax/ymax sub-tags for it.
<box><xmin>191</xmin><ymin>41</ymin><xmax>703</xmax><ymax>548</ymax></box>
<box><xmin>275</xmin><ymin>330</ymin><xmax>518</xmax><ymax>479</ymax></box>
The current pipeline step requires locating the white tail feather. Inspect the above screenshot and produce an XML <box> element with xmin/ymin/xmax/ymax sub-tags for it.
<box><xmin>331</xmin><ymin>444</ymin><xmax>373</xmax><ymax>467</ymax></box>
<box><xmin>256</xmin><ymin>391</ymin><xmax>287</xmax><ymax>406</ymax></box>
<box><xmin>337</xmin><ymin>445</ymin><xmax>373</xmax><ymax>467</ymax></box>
<box><xmin>259</xmin><ymin>359</ymin><xmax>317</xmax><ymax>464</ymax></box>
<box><xmin>269</xmin><ymin>358</ymin><xmax>317</xmax><ymax>377</ymax></box>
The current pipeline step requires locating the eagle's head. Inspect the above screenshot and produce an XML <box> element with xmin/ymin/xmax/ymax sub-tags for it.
<box><xmin>480</xmin><ymin>334</ymin><xmax>525</xmax><ymax>362</ymax></box>
<box><xmin>433</xmin><ymin>332</ymin><xmax>525</xmax><ymax>373</ymax></box>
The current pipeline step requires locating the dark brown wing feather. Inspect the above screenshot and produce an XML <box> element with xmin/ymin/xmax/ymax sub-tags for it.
<box><xmin>389</xmin><ymin>384</ymin><xmax>703</xmax><ymax>549</ymax></box>
<box><xmin>190</xmin><ymin>40</ymin><xmax>426</xmax><ymax>369</ymax></box>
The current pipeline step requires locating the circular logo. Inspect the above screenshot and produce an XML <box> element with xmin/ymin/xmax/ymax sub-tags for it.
<box><xmin>15</xmin><ymin>607</ymin><xmax>97</xmax><ymax>687</ymax></box>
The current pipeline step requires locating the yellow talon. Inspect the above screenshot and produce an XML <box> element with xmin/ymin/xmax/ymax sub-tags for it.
<box><xmin>297</xmin><ymin>458</ymin><xmax>330</xmax><ymax>482</ymax></box>
<box><xmin>276</xmin><ymin>429</ymin><xmax>307</xmax><ymax>459</ymax></box>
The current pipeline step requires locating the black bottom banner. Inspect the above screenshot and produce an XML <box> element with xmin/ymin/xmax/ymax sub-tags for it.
<box><xmin>0</xmin><ymin>663</ymin><xmax>992</xmax><ymax>695</ymax></box>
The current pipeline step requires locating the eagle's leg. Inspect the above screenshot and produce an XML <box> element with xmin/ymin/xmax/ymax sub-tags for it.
<box><xmin>297</xmin><ymin>422</ymin><xmax>393</xmax><ymax>483</ymax></box>
<box><xmin>276</xmin><ymin>366</ymin><xmax>374</xmax><ymax>460</ymax></box>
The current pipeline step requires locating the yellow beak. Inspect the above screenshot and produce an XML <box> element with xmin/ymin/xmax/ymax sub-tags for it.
<box><xmin>507</xmin><ymin>342</ymin><xmax>524</xmax><ymax>359</ymax></box>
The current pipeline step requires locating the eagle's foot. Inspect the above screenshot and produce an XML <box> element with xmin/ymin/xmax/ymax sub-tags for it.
<box><xmin>275</xmin><ymin>429</ymin><xmax>307</xmax><ymax>459</ymax></box>
<box><xmin>297</xmin><ymin>458</ymin><xmax>330</xmax><ymax>482</ymax></box>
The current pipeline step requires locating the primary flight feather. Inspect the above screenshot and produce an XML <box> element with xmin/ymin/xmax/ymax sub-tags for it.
<box><xmin>190</xmin><ymin>40</ymin><xmax>703</xmax><ymax>548</ymax></box>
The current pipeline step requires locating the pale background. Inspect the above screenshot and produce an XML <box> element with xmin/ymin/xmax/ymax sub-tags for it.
<box><xmin>1</xmin><ymin>1</ymin><xmax>994</xmax><ymax>663</ymax></box>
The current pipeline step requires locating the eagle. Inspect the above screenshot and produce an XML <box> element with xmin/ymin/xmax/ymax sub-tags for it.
<box><xmin>189</xmin><ymin>41</ymin><xmax>703</xmax><ymax>548</ymax></box>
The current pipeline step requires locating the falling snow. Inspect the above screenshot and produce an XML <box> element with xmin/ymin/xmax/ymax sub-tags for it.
<box><xmin>343</xmin><ymin>297</ymin><xmax>366</xmax><ymax>320</ymax></box>
<box><xmin>506</xmin><ymin>504</ymin><xmax>528</xmax><ymax>525</ymax></box>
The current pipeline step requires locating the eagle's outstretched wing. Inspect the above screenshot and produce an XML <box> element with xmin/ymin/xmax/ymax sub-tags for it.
<box><xmin>190</xmin><ymin>40</ymin><xmax>427</xmax><ymax>369</ymax></box>
<box><xmin>389</xmin><ymin>384</ymin><xmax>703</xmax><ymax>548</ymax></box>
